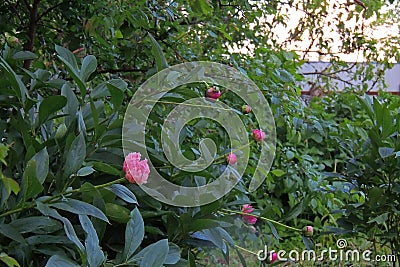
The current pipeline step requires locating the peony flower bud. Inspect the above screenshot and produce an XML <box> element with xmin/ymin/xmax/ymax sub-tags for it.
<box><xmin>241</xmin><ymin>105</ymin><xmax>252</xmax><ymax>114</ymax></box>
<box><xmin>206</xmin><ymin>86</ymin><xmax>221</xmax><ymax>100</ymax></box>
<box><xmin>226</xmin><ymin>153</ymin><xmax>237</xmax><ymax>165</ymax></box>
<box><xmin>252</xmin><ymin>129</ymin><xmax>266</xmax><ymax>142</ymax></box>
<box><xmin>302</xmin><ymin>225</ymin><xmax>313</xmax><ymax>237</ymax></box>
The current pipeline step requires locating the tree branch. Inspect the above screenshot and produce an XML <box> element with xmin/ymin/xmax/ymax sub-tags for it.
<box><xmin>36</xmin><ymin>1</ymin><xmax>64</xmax><ymax>22</ymax></box>
<box><xmin>23</xmin><ymin>0</ymin><xmax>40</xmax><ymax>69</ymax></box>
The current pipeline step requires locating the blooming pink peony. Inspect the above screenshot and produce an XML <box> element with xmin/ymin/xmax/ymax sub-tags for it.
<box><xmin>302</xmin><ymin>225</ymin><xmax>313</xmax><ymax>237</ymax></box>
<box><xmin>226</xmin><ymin>153</ymin><xmax>237</xmax><ymax>165</ymax></box>
<box><xmin>241</xmin><ymin>105</ymin><xmax>252</xmax><ymax>114</ymax></box>
<box><xmin>241</xmin><ymin>204</ymin><xmax>257</xmax><ymax>224</ymax></box>
<box><xmin>252</xmin><ymin>129</ymin><xmax>266</xmax><ymax>142</ymax></box>
<box><xmin>206</xmin><ymin>86</ymin><xmax>221</xmax><ymax>100</ymax></box>
<box><xmin>123</xmin><ymin>152</ymin><xmax>150</xmax><ymax>185</ymax></box>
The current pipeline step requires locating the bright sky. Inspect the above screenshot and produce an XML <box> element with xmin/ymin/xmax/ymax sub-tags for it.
<box><xmin>231</xmin><ymin>0</ymin><xmax>400</xmax><ymax>62</ymax></box>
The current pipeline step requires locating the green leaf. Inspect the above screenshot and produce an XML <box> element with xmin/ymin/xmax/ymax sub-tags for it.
<box><xmin>38</xmin><ymin>95</ymin><xmax>67</xmax><ymax>125</ymax></box>
<box><xmin>1</xmin><ymin>176</ymin><xmax>20</xmax><ymax>195</ymax></box>
<box><xmin>21</xmin><ymin>159</ymin><xmax>43</xmax><ymax>201</ymax></box>
<box><xmin>11</xmin><ymin>51</ymin><xmax>37</xmax><ymax>61</ymax></box>
<box><xmin>64</xmin><ymin>132</ymin><xmax>86</xmax><ymax>178</ymax></box>
<box><xmin>0</xmin><ymin>57</ymin><xmax>28</xmax><ymax>104</ymax></box>
<box><xmin>77</xmin><ymin>166</ymin><xmax>95</xmax><ymax>177</ymax></box>
<box><xmin>9</xmin><ymin>216</ymin><xmax>62</xmax><ymax>234</ymax></box>
<box><xmin>368</xmin><ymin>212</ymin><xmax>389</xmax><ymax>224</ymax></box>
<box><xmin>271</xmin><ymin>169</ymin><xmax>285</xmax><ymax>177</ymax></box>
<box><xmin>148</xmin><ymin>33</ymin><xmax>169</xmax><ymax>71</ymax></box>
<box><xmin>36</xmin><ymin>202</ymin><xmax>85</xmax><ymax>254</ymax></box>
<box><xmin>105</xmin><ymin>203</ymin><xmax>130</xmax><ymax>223</ymax></box>
<box><xmin>55</xmin><ymin>45</ymin><xmax>79</xmax><ymax>71</ymax></box>
<box><xmin>80</xmin><ymin>55</ymin><xmax>97</xmax><ymax>82</ymax></box>
<box><xmin>79</xmin><ymin>215</ymin><xmax>105</xmax><ymax>267</ymax></box>
<box><xmin>190</xmin><ymin>0</ymin><xmax>213</xmax><ymax>15</ymax></box>
<box><xmin>164</xmin><ymin>243</ymin><xmax>181</xmax><ymax>265</ymax></box>
<box><xmin>0</xmin><ymin>253</ymin><xmax>20</xmax><ymax>267</ymax></box>
<box><xmin>108</xmin><ymin>184</ymin><xmax>138</xmax><ymax>204</ymax></box>
<box><xmin>235</xmin><ymin>248</ymin><xmax>247</xmax><ymax>267</ymax></box>
<box><xmin>92</xmin><ymin>162</ymin><xmax>121</xmax><ymax>176</ymax></box>
<box><xmin>301</xmin><ymin>236</ymin><xmax>314</xmax><ymax>250</ymax></box>
<box><xmin>57</xmin><ymin>55</ymin><xmax>87</xmax><ymax>98</ymax></box>
<box><xmin>0</xmin><ymin>224</ymin><xmax>26</xmax><ymax>244</ymax></box>
<box><xmin>50</xmin><ymin>198</ymin><xmax>109</xmax><ymax>223</ymax></box>
<box><xmin>61</xmin><ymin>83</ymin><xmax>79</xmax><ymax>125</ymax></box>
<box><xmin>378</xmin><ymin>147</ymin><xmax>394</xmax><ymax>158</ymax></box>
<box><xmin>30</xmin><ymin>148</ymin><xmax>49</xmax><ymax>184</ymax></box>
<box><xmin>45</xmin><ymin>255</ymin><xmax>80</xmax><ymax>267</ymax></box>
<box><xmin>266</xmin><ymin>221</ymin><xmax>280</xmax><ymax>240</ymax></box>
<box><xmin>122</xmin><ymin>208</ymin><xmax>144</xmax><ymax>262</ymax></box>
<box><xmin>139</xmin><ymin>239</ymin><xmax>169</xmax><ymax>267</ymax></box>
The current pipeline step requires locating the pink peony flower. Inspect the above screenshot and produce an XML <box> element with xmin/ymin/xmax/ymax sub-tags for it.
<box><xmin>123</xmin><ymin>152</ymin><xmax>150</xmax><ymax>185</ymax></box>
<box><xmin>241</xmin><ymin>105</ymin><xmax>252</xmax><ymax>114</ymax></box>
<box><xmin>252</xmin><ymin>129</ymin><xmax>265</xmax><ymax>142</ymax></box>
<box><xmin>241</xmin><ymin>204</ymin><xmax>257</xmax><ymax>224</ymax></box>
<box><xmin>226</xmin><ymin>153</ymin><xmax>237</xmax><ymax>165</ymax></box>
<box><xmin>206</xmin><ymin>86</ymin><xmax>221</xmax><ymax>100</ymax></box>
<box><xmin>302</xmin><ymin>225</ymin><xmax>313</xmax><ymax>237</ymax></box>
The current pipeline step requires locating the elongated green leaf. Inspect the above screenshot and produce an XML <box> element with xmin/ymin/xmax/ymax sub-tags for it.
<box><xmin>57</xmin><ymin>55</ymin><xmax>87</xmax><ymax>97</ymax></box>
<box><xmin>50</xmin><ymin>198</ymin><xmax>109</xmax><ymax>223</ymax></box>
<box><xmin>64</xmin><ymin>132</ymin><xmax>86</xmax><ymax>178</ymax></box>
<box><xmin>122</xmin><ymin>208</ymin><xmax>144</xmax><ymax>262</ymax></box>
<box><xmin>45</xmin><ymin>255</ymin><xmax>80</xmax><ymax>267</ymax></box>
<box><xmin>36</xmin><ymin>202</ymin><xmax>85</xmax><ymax>254</ymax></box>
<box><xmin>266</xmin><ymin>221</ymin><xmax>280</xmax><ymax>240</ymax></box>
<box><xmin>21</xmin><ymin>159</ymin><xmax>43</xmax><ymax>201</ymax></box>
<box><xmin>235</xmin><ymin>248</ymin><xmax>247</xmax><ymax>267</ymax></box>
<box><xmin>79</xmin><ymin>215</ymin><xmax>105</xmax><ymax>267</ymax></box>
<box><xmin>164</xmin><ymin>243</ymin><xmax>181</xmax><ymax>265</ymax></box>
<box><xmin>12</xmin><ymin>51</ymin><xmax>38</xmax><ymax>60</ymax></box>
<box><xmin>10</xmin><ymin>216</ymin><xmax>62</xmax><ymax>234</ymax></box>
<box><xmin>80</xmin><ymin>55</ymin><xmax>97</xmax><ymax>82</ymax></box>
<box><xmin>108</xmin><ymin>184</ymin><xmax>138</xmax><ymax>204</ymax></box>
<box><xmin>105</xmin><ymin>203</ymin><xmax>130</xmax><ymax>223</ymax></box>
<box><xmin>0</xmin><ymin>224</ymin><xmax>26</xmax><ymax>244</ymax></box>
<box><xmin>30</xmin><ymin>148</ymin><xmax>49</xmax><ymax>184</ymax></box>
<box><xmin>0</xmin><ymin>253</ymin><xmax>20</xmax><ymax>267</ymax></box>
<box><xmin>1</xmin><ymin>176</ymin><xmax>20</xmax><ymax>195</ymax></box>
<box><xmin>139</xmin><ymin>239</ymin><xmax>169</xmax><ymax>267</ymax></box>
<box><xmin>61</xmin><ymin>83</ymin><xmax>79</xmax><ymax>126</ymax></box>
<box><xmin>0</xmin><ymin>57</ymin><xmax>28</xmax><ymax>104</ymax></box>
<box><xmin>38</xmin><ymin>95</ymin><xmax>67</xmax><ymax>125</ymax></box>
<box><xmin>92</xmin><ymin>162</ymin><xmax>121</xmax><ymax>176</ymax></box>
<box><xmin>148</xmin><ymin>33</ymin><xmax>169</xmax><ymax>71</ymax></box>
<box><xmin>55</xmin><ymin>45</ymin><xmax>79</xmax><ymax>71</ymax></box>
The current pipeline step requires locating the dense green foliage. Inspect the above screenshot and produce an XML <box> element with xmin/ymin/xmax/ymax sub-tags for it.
<box><xmin>0</xmin><ymin>0</ymin><xmax>399</xmax><ymax>266</ymax></box>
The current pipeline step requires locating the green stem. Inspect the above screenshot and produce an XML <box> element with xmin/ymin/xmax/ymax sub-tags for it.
<box><xmin>220</xmin><ymin>208</ymin><xmax>302</xmax><ymax>232</ymax></box>
<box><xmin>0</xmin><ymin>177</ymin><xmax>127</xmax><ymax>218</ymax></box>
<box><xmin>234</xmin><ymin>244</ymin><xmax>258</xmax><ymax>256</ymax></box>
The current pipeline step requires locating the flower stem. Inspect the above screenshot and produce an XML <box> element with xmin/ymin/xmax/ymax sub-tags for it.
<box><xmin>220</xmin><ymin>208</ymin><xmax>302</xmax><ymax>232</ymax></box>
